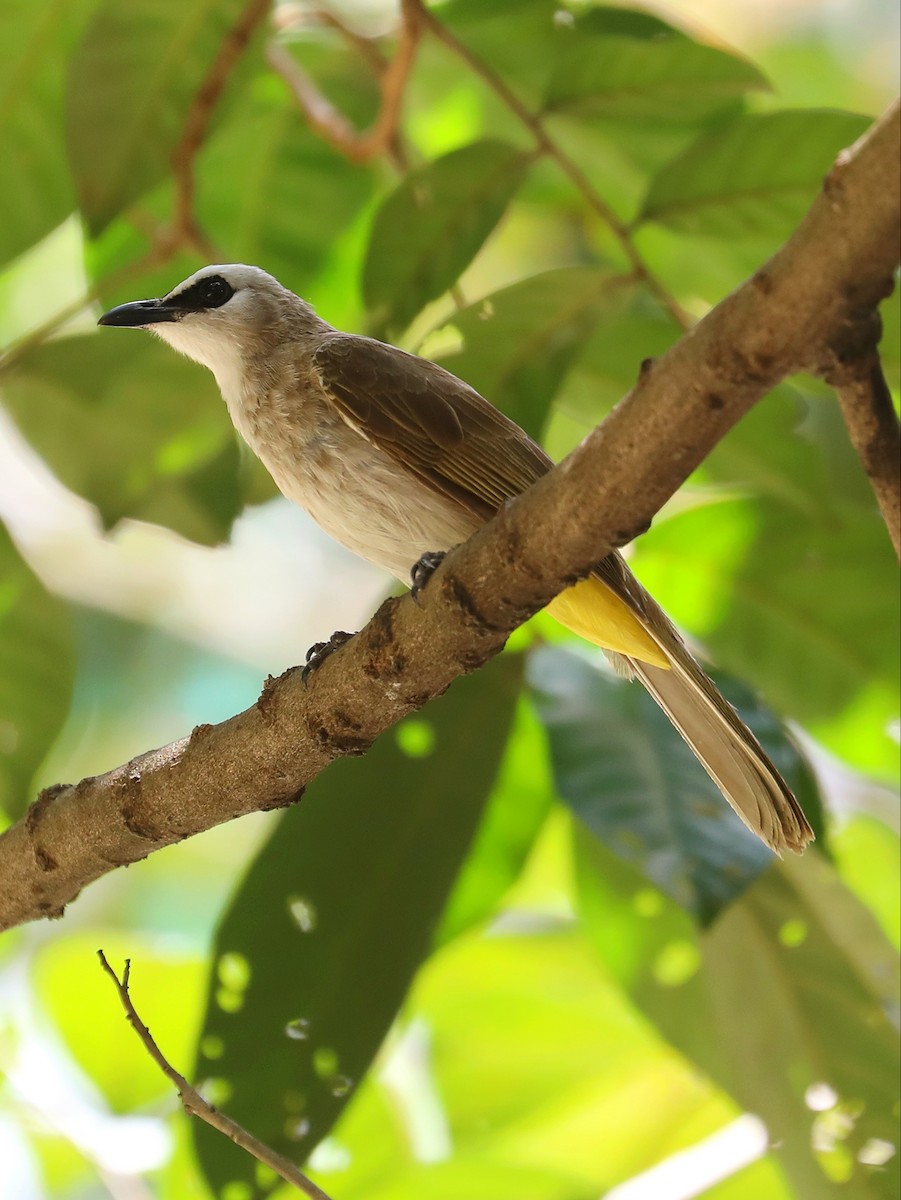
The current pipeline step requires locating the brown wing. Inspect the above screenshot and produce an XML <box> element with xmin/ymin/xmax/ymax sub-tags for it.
<box><xmin>312</xmin><ymin>333</ymin><xmax>553</xmax><ymax>520</ymax></box>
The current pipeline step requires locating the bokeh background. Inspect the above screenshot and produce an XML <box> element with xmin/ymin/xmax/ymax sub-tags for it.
<box><xmin>0</xmin><ymin>1</ymin><xmax>898</xmax><ymax>1198</ymax></box>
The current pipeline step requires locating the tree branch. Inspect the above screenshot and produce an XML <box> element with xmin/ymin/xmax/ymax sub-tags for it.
<box><xmin>833</xmin><ymin>356</ymin><xmax>901</xmax><ymax>560</ymax></box>
<box><xmin>97</xmin><ymin>952</ymin><xmax>332</xmax><ymax>1199</ymax></box>
<box><xmin>267</xmin><ymin>0</ymin><xmax>422</xmax><ymax>164</ymax></box>
<box><xmin>0</xmin><ymin>100</ymin><xmax>897</xmax><ymax>935</ymax></box>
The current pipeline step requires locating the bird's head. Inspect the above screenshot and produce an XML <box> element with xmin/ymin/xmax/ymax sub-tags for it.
<box><xmin>98</xmin><ymin>264</ymin><xmax>318</xmax><ymax>384</ymax></box>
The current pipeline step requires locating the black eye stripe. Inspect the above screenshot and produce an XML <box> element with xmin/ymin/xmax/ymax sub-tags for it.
<box><xmin>170</xmin><ymin>275</ymin><xmax>235</xmax><ymax>311</ymax></box>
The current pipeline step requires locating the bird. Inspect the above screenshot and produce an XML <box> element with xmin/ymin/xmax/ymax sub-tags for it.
<box><xmin>98</xmin><ymin>263</ymin><xmax>814</xmax><ymax>854</ymax></box>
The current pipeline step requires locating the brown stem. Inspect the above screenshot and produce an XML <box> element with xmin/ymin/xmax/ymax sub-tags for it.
<box><xmin>268</xmin><ymin>0</ymin><xmax>422</xmax><ymax>164</ymax></box>
<box><xmin>97</xmin><ymin>952</ymin><xmax>332</xmax><ymax>1199</ymax></box>
<box><xmin>408</xmin><ymin>0</ymin><xmax>691</xmax><ymax>330</ymax></box>
<box><xmin>835</xmin><ymin>356</ymin><xmax>901</xmax><ymax>560</ymax></box>
<box><xmin>170</xmin><ymin>0</ymin><xmax>273</xmax><ymax>256</ymax></box>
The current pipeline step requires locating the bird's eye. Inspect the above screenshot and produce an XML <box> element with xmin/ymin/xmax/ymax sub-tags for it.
<box><xmin>198</xmin><ymin>276</ymin><xmax>235</xmax><ymax>308</ymax></box>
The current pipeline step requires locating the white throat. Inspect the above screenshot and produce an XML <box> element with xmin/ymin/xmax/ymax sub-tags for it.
<box><xmin>151</xmin><ymin>321</ymin><xmax>247</xmax><ymax>403</ymax></box>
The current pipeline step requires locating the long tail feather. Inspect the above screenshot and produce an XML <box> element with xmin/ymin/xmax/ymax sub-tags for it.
<box><xmin>592</xmin><ymin>554</ymin><xmax>814</xmax><ymax>855</ymax></box>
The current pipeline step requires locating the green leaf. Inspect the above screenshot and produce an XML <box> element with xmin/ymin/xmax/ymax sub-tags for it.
<box><xmin>436</xmin><ymin>697</ymin><xmax>552</xmax><ymax>944</ymax></box>
<box><xmin>2</xmin><ymin>334</ymin><xmax>239</xmax><ymax>544</ymax></box>
<box><xmin>545</xmin><ymin>34</ymin><xmax>768</xmax><ymax>121</ymax></box>
<box><xmin>576</xmin><ymin>834</ymin><xmax>901</xmax><ymax>1198</ymax></box>
<box><xmin>193</xmin><ymin>654</ymin><xmax>523</xmax><ymax>1198</ymax></box>
<box><xmin>66</xmin><ymin>0</ymin><xmax>260</xmax><ymax>234</ymax></box>
<box><xmin>437</xmin><ymin>0</ymin><xmax>567</xmax><ymax>107</ymax></box>
<box><xmin>0</xmin><ymin>523</ymin><xmax>74</xmax><ymax>819</ymax></box>
<box><xmin>196</xmin><ymin>79</ymin><xmax>375</xmax><ymax>295</ymax></box>
<box><xmin>433</xmin><ymin>267</ymin><xmax>632</xmax><ymax>440</ymax></box>
<box><xmin>362</xmin><ymin>140</ymin><xmax>530</xmax><ymax>335</ymax></box>
<box><xmin>639</xmin><ymin>109</ymin><xmax>872</xmax><ymax>238</ymax></box>
<box><xmin>529</xmin><ymin>644</ymin><xmax>824</xmax><ymax>924</ymax></box>
<box><xmin>0</xmin><ymin>0</ymin><xmax>94</xmax><ymax>269</ymax></box>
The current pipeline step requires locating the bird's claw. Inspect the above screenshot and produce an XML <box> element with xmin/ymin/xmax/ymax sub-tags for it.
<box><xmin>410</xmin><ymin>550</ymin><xmax>447</xmax><ymax>604</ymax></box>
<box><xmin>301</xmin><ymin>630</ymin><xmax>354</xmax><ymax>686</ymax></box>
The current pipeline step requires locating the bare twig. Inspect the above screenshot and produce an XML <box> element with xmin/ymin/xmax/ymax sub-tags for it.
<box><xmin>407</xmin><ymin>0</ymin><xmax>691</xmax><ymax>330</ymax></box>
<box><xmin>834</xmin><ymin>355</ymin><xmax>901</xmax><ymax>560</ymax></box>
<box><xmin>97</xmin><ymin>951</ymin><xmax>332</xmax><ymax>1200</ymax></box>
<box><xmin>268</xmin><ymin>0</ymin><xmax>422</xmax><ymax>164</ymax></box>
<box><xmin>0</xmin><ymin>101</ymin><xmax>897</xmax><ymax>934</ymax></box>
<box><xmin>170</xmin><ymin>0</ymin><xmax>273</xmax><ymax>256</ymax></box>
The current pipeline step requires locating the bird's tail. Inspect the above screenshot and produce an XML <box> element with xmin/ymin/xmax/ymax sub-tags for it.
<box><xmin>625</xmin><ymin>645</ymin><xmax>813</xmax><ymax>854</ymax></box>
<box><xmin>549</xmin><ymin>554</ymin><xmax>814</xmax><ymax>855</ymax></box>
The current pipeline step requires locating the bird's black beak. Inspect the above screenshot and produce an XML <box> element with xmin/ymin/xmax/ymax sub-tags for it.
<box><xmin>98</xmin><ymin>299</ymin><xmax>180</xmax><ymax>328</ymax></box>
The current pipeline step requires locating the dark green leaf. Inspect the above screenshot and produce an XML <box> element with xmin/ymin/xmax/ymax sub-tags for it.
<box><xmin>2</xmin><ymin>334</ymin><xmax>239</xmax><ymax>544</ymax></box>
<box><xmin>576</xmin><ymin>832</ymin><xmax>901</xmax><ymax>1198</ymax></box>
<box><xmin>362</xmin><ymin>140</ymin><xmax>530</xmax><ymax>335</ymax></box>
<box><xmin>0</xmin><ymin>522</ymin><xmax>74</xmax><ymax>819</ymax></box>
<box><xmin>194</xmin><ymin>654</ymin><xmax>523</xmax><ymax>1197</ymax></box>
<box><xmin>639</xmin><ymin>109</ymin><xmax>872</xmax><ymax>237</ymax></box>
<box><xmin>66</xmin><ymin>0</ymin><xmax>260</xmax><ymax>234</ymax></box>
<box><xmin>545</xmin><ymin>34</ymin><xmax>768</xmax><ymax>121</ymax></box>
<box><xmin>436</xmin><ymin>697</ymin><xmax>552</xmax><ymax>944</ymax></box>
<box><xmin>433</xmin><ymin>267</ymin><xmax>633</xmax><ymax>440</ymax></box>
<box><xmin>0</xmin><ymin>0</ymin><xmax>94</xmax><ymax>269</ymax></box>
<box><xmin>529</xmin><ymin>644</ymin><xmax>824</xmax><ymax>923</ymax></box>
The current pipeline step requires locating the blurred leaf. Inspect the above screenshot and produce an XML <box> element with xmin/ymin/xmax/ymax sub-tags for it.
<box><xmin>34</xmin><ymin>931</ymin><xmax>206</xmax><ymax>1111</ymax></box>
<box><xmin>545</xmin><ymin>34</ymin><xmax>768</xmax><ymax>122</ymax></box>
<box><xmin>197</xmin><ymin>79</ymin><xmax>375</xmax><ymax>294</ymax></box>
<box><xmin>554</xmin><ymin>293</ymin><xmax>680</xmax><ymax>429</ymax></box>
<box><xmin>363</xmin><ymin>140</ymin><xmax>531</xmax><ymax>336</ymax></box>
<box><xmin>833</xmin><ymin>816</ymin><xmax>901</xmax><ymax>950</ymax></box>
<box><xmin>576</xmin><ymin>834</ymin><xmax>901</xmax><ymax>1199</ymax></box>
<box><xmin>529</xmin><ymin>644</ymin><xmax>824</xmax><ymax>924</ymax></box>
<box><xmin>639</xmin><ymin>110</ymin><xmax>871</xmax><ymax>237</ymax></box>
<box><xmin>0</xmin><ymin>523</ymin><xmax>74</xmax><ymax>819</ymax></box>
<box><xmin>436</xmin><ymin>697</ymin><xmax>552</xmax><ymax>944</ymax></box>
<box><xmin>631</xmin><ymin>391</ymin><xmax>900</xmax><ymax>755</ymax></box>
<box><xmin>194</xmin><ymin>654</ymin><xmax>523</xmax><ymax>1197</ymax></box>
<box><xmin>66</xmin><ymin>0</ymin><xmax>260</xmax><ymax>234</ymax></box>
<box><xmin>2</xmin><ymin>333</ymin><xmax>239</xmax><ymax>543</ymax></box>
<box><xmin>438</xmin><ymin>0</ymin><xmax>567</xmax><ymax>107</ymax></box>
<box><xmin>0</xmin><ymin>0</ymin><xmax>95</xmax><ymax>270</ymax></box>
<box><xmin>396</xmin><ymin>924</ymin><xmax>738</xmax><ymax>1197</ymax></box>
<box><xmin>434</xmin><ymin>267</ymin><xmax>632</xmax><ymax>440</ymax></box>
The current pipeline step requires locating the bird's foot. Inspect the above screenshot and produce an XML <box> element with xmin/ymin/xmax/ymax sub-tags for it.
<box><xmin>410</xmin><ymin>550</ymin><xmax>447</xmax><ymax>604</ymax></box>
<box><xmin>301</xmin><ymin>630</ymin><xmax>355</xmax><ymax>686</ymax></box>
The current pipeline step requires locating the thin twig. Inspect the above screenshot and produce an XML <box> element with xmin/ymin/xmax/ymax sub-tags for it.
<box><xmin>268</xmin><ymin>0</ymin><xmax>422</xmax><ymax>164</ymax></box>
<box><xmin>407</xmin><ymin>0</ymin><xmax>690</xmax><ymax>330</ymax></box>
<box><xmin>171</xmin><ymin>0</ymin><xmax>273</xmax><ymax>257</ymax></box>
<box><xmin>96</xmin><ymin>951</ymin><xmax>332</xmax><ymax>1200</ymax></box>
<box><xmin>834</xmin><ymin>355</ymin><xmax>901</xmax><ymax>560</ymax></box>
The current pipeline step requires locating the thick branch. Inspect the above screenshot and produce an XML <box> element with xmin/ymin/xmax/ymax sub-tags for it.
<box><xmin>97</xmin><ymin>953</ymin><xmax>332</xmax><ymax>1199</ymax></box>
<box><xmin>0</xmin><ymin>101</ymin><xmax>897</xmax><ymax>935</ymax></box>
